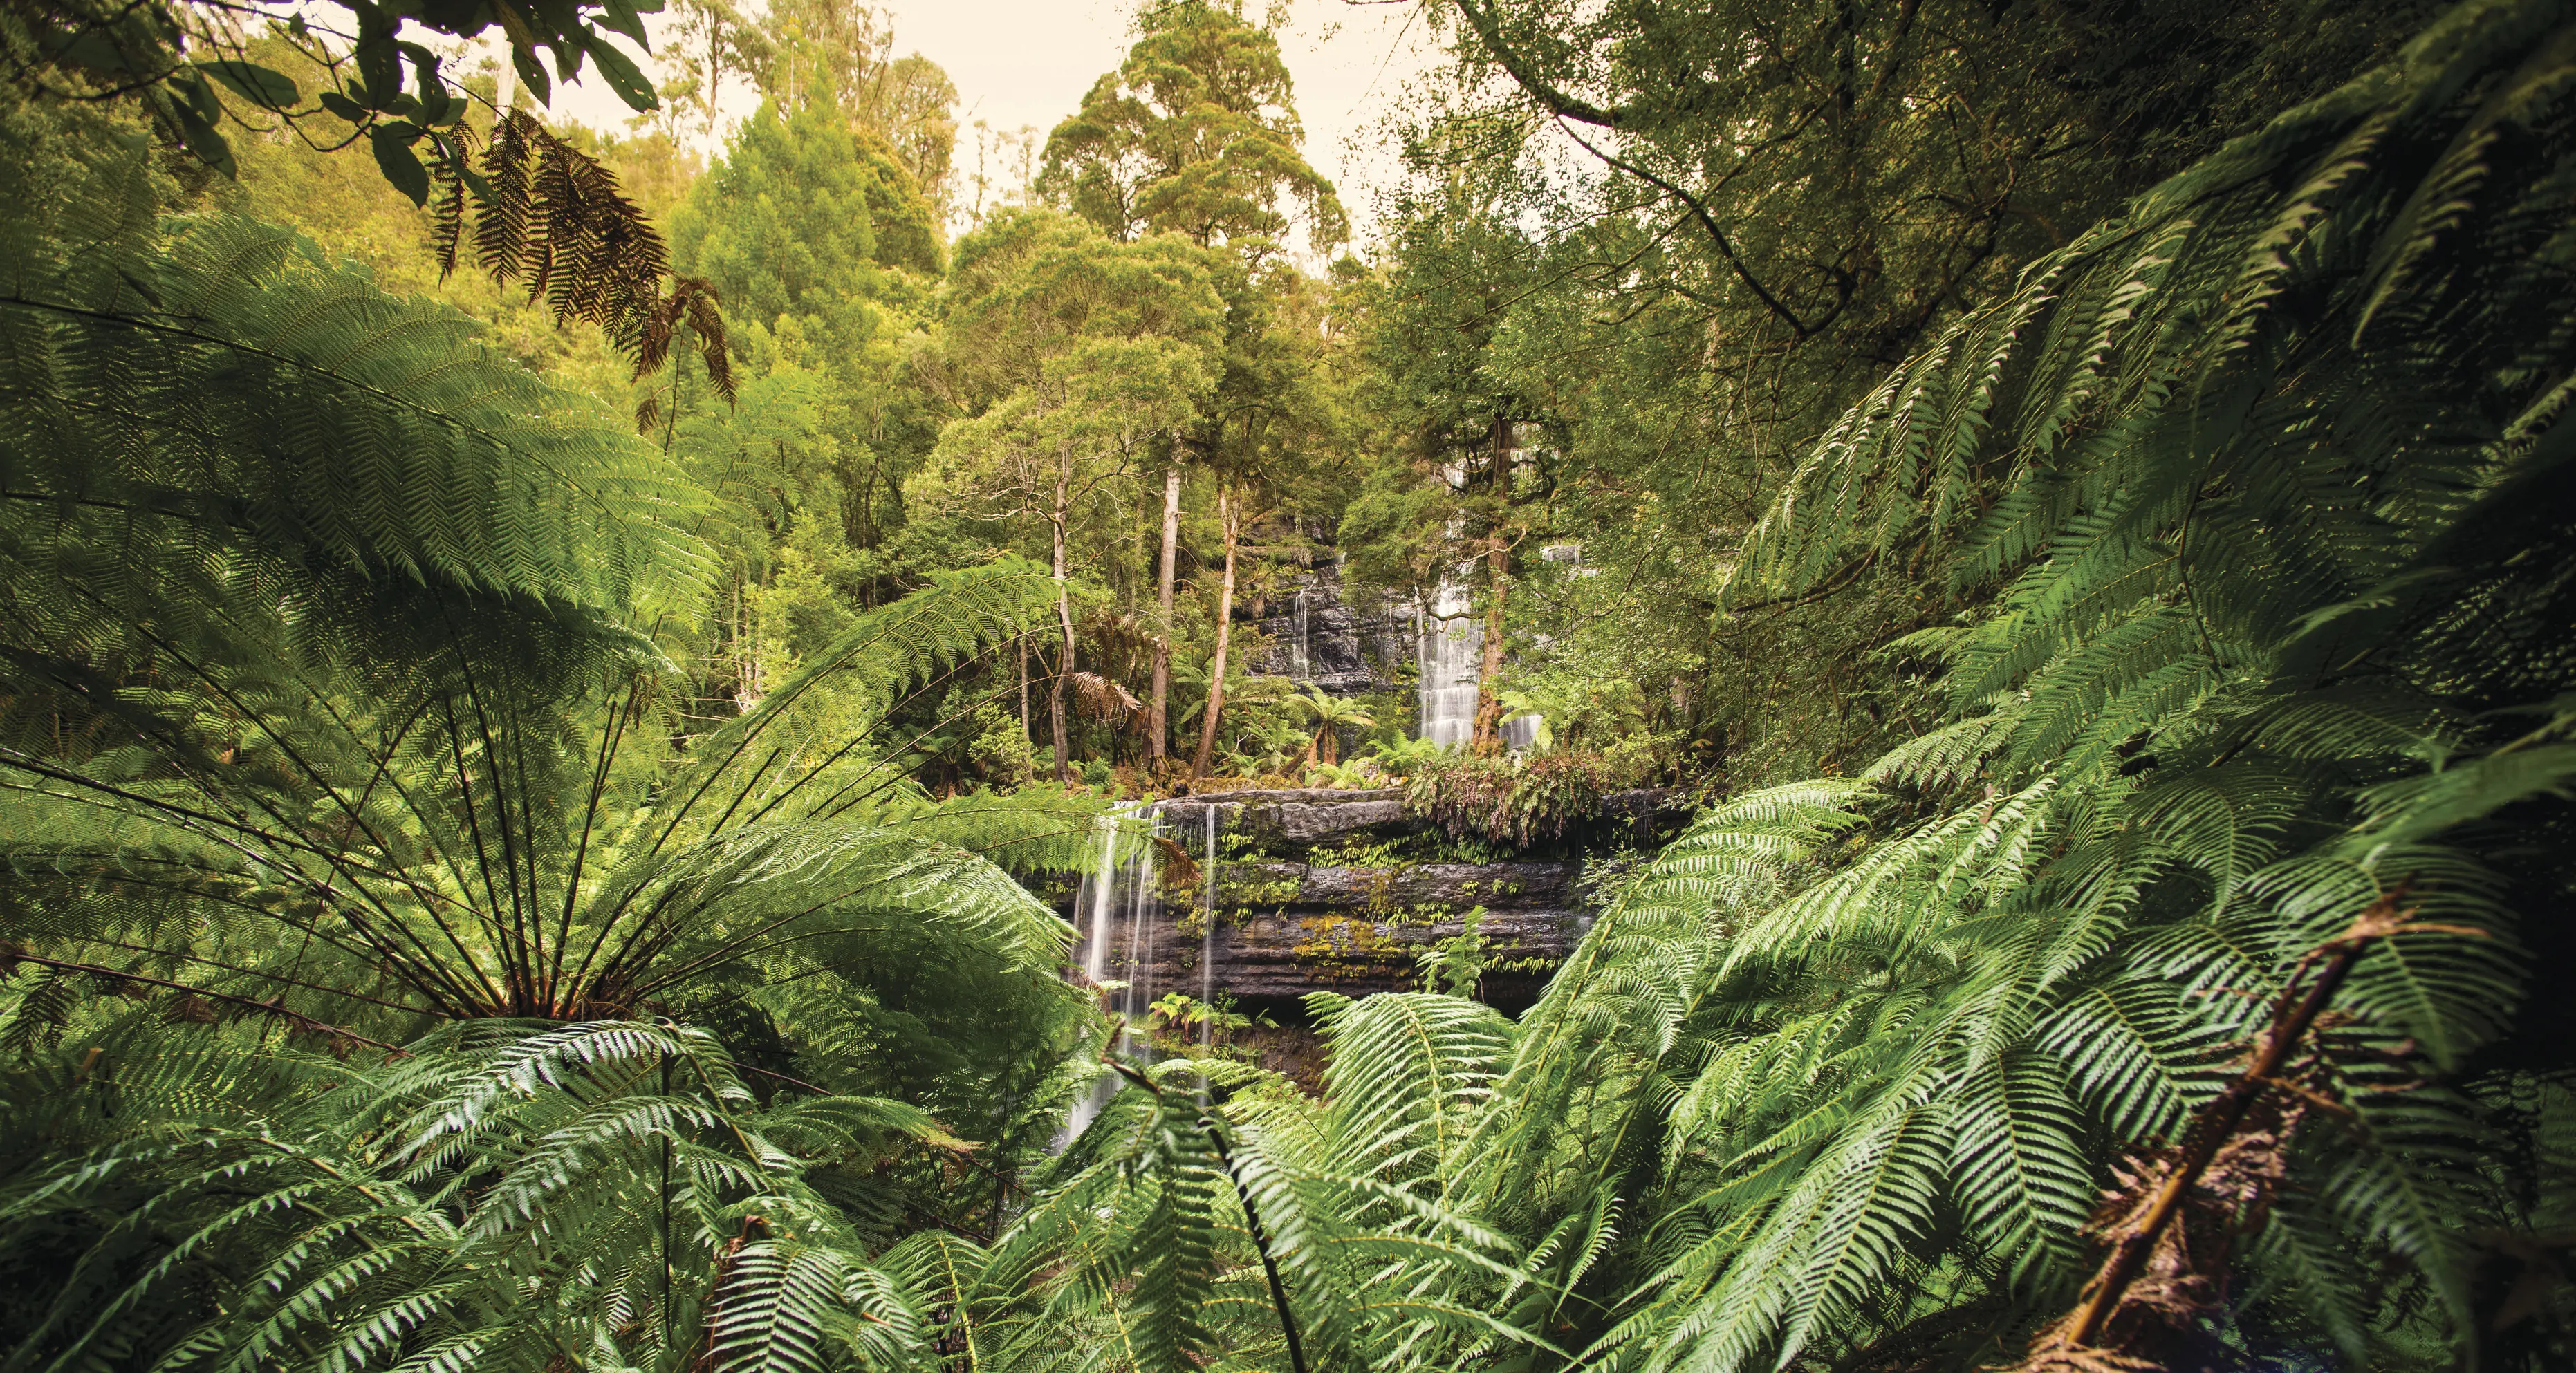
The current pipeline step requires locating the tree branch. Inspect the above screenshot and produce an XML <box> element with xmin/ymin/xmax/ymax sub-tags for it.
<box><xmin>1447</xmin><ymin>0</ymin><xmax>1629</xmax><ymax>129</ymax></box>
<box><xmin>2029</xmin><ymin>883</ymin><xmax>2479</xmax><ymax>1363</ymax></box>
<box><xmin>1552</xmin><ymin>122</ymin><xmax>1820</xmax><ymax>338</ymax></box>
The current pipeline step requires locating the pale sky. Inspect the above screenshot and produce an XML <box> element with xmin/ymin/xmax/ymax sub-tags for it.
<box><xmin>537</xmin><ymin>0</ymin><xmax>1449</xmax><ymax>249</ymax></box>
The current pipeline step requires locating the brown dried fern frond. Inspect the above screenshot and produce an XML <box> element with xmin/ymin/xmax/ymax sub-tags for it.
<box><xmin>430</xmin><ymin>110</ymin><xmax>732</xmax><ymax>429</ymax></box>
<box><xmin>1153</xmin><ymin>835</ymin><xmax>1201</xmax><ymax>897</ymax></box>
<box><xmin>628</xmin><ymin>274</ymin><xmax>736</xmax><ymax>427</ymax></box>
<box><xmin>1070</xmin><ymin>670</ymin><xmax>1142</xmax><ymax>724</ymax></box>
<box><xmin>2014</xmin><ymin>1092</ymin><xmax>2310</xmax><ymax>1372</ymax></box>
<box><xmin>2003</xmin><ymin>886</ymin><xmax>2453</xmax><ymax>1373</ymax></box>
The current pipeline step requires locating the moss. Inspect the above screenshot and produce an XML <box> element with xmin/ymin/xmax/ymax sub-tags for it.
<box><xmin>1358</xmin><ymin>867</ymin><xmax>1398</xmax><ymax>915</ymax></box>
<box><xmin>1288</xmin><ymin>914</ymin><xmax>1408</xmax><ymax>981</ymax></box>
<box><xmin>1216</xmin><ymin>870</ymin><xmax>1303</xmax><ymax>913</ymax></box>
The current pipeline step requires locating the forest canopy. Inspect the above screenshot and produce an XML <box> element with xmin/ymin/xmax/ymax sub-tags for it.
<box><xmin>0</xmin><ymin>1</ymin><xmax>2570</xmax><ymax>1372</ymax></box>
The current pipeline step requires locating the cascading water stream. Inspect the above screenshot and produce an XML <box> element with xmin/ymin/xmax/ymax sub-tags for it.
<box><xmin>1199</xmin><ymin>802</ymin><xmax>1218</xmax><ymax>1049</ymax></box>
<box><xmin>1118</xmin><ymin>808</ymin><xmax>1162</xmax><ymax>1029</ymax></box>
<box><xmin>1416</xmin><ymin>579</ymin><xmax>1482</xmax><ymax>748</ymax></box>
<box><xmin>1416</xmin><ymin>575</ymin><xmax>1541</xmax><ymax>750</ymax></box>
<box><xmin>1062</xmin><ymin>805</ymin><xmax>1160</xmax><ymax>1142</ymax></box>
<box><xmin>1290</xmin><ymin>586</ymin><xmax>1312</xmax><ymax>682</ymax></box>
<box><xmin>1079</xmin><ymin>818</ymin><xmax>1119</xmax><ymax>988</ymax></box>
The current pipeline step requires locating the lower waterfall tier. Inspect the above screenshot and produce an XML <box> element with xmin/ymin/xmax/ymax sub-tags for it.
<box><xmin>1079</xmin><ymin>857</ymin><xmax>1589</xmax><ymax>1011</ymax></box>
<box><xmin>1058</xmin><ymin>786</ymin><xmax>1687</xmax><ymax>1039</ymax></box>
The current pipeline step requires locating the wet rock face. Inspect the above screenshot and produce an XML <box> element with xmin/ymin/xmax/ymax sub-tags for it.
<box><xmin>1067</xmin><ymin>787</ymin><xmax>1693</xmax><ymax>1023</ymax></box>
<box><xmin>1180</xmin><ymin>785</ymin><xmax>1681</xmax><ymax>850</ymax></box>
<box><xmin>1095</xmin><ymin>856</ymin><xmax>1589</xmax><ymax>1010</ymax></box>
<box><xmin>1070</xmin><ymin>790</ymin><xmax>1597</xmax><ymax>1015</ymax></box>
<box><xmin>1182</xmin><ymin>787</ymin><xmax>1405</xmax><ymax>844</ymax></box>
<box><xmin>1241</xmin><ymin>556</ymin><xmax>1413</xmax><ymax>695</ymax></box>
<box><xmin>1206</xmin><ymin>859</ymin><xmax>1588</xmax><ymax>1003</ymax></box>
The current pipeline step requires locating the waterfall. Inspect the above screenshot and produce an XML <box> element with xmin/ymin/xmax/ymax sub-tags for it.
<box><xmin>1072</xmin><ymin>806</ymin><xmax>1161</xmax><ymax>1011</ymax></box>
<box><xmin>1062</xmin><ymin>805</ymin><xmax>1162</xmax><ymax>1142</ymax></box>
<box><xmin>1416</xmin><ymin>577</ymin><xmax>1544</xmax><ymax>751</ymax></box>
<box><xmin>1416</xmin><ymin>579</ymin><xmax>1482</xmax><ymax>748</ymax></box>
<box><xmin>1198</xmin><ymin>803</ymin><xmax>1218</xmax><ymax>1048</ymax></box>
<box><xmin>1290</xmin><ymin>586</ymin><xmax>1313</xmax><ymax>682</ymax></box>
<box><xmin>1118</xmin><ymin>808</ymin><xmax>1162</xmax><ymax>1027</ymax></box>
<box><xmin>1078</xmin><ymin>818</ymin><xmax>1119</xmax><ymax>987</ymax></box>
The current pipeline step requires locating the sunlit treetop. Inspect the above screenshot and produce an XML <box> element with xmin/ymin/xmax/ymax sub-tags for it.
<box><xmin>1037</xmin><ymin>0</ymin><xmax>1347</xmax><ymax>256</ymax></box>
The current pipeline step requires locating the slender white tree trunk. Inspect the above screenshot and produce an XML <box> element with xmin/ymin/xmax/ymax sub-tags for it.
<box><xmin>1149</xmin><ymin>465</ymin><xmax>1181</xmax><ymax>766</ymax></box>
<box><xmin>1049</xmin><ymin>462</ymin><xmax>1075</xmax><ymax>784</ymax></box>
<box><xmin>1192</xmin><ymin>487</ymin><xmax>1239</xmax><ymax>782</ymax></box>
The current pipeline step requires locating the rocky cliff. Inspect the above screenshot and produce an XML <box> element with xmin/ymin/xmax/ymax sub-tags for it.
<box><xmin>1193</xmin><ymin>855</ymin><xmax>1588</xmax><ymax>1006</ymax></box>
<box><xmin>1065</xmin><ymin>787</ymin><xmax>1682</xmax><ymax>1018</ymax></box>
<box><xmin>1240</xmin><ymin>554</ymin><xmax>1413</xmax><ymax>696</ymax></box>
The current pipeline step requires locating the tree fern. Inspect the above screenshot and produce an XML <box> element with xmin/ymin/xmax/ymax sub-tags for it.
<box><xmin>0</xmin><ymin>109</ymin><xmax>1115</xmax><ymax>1373</ymax></box>
<box><xmin>1437</xmin><ymin>4</ymin><xmax>2576</xmax><ymax>1367</ymax></box>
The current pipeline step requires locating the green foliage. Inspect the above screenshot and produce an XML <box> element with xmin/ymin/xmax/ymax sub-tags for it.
<box><xmin>671</xmin><ymin>97</ymin><xmax>941</xmax><ymax>312</ymax></box>
<box><xmin>1300</xmin><ymin>760</ymin><xmax>1378</xmax><ymax>790</ymax></box>
<box><xmin>912</xmin><ymin>211</ymin><xmax>1223</xmax><ymax>514</ymax></box>
<box><xmin>3</xmin><ymin>0</ymin><xmax>665</xmax><ymax>185</ymax></box>
<box><xmin>1287</xmin><ymin>686</ymin><xmax>1373</xmax><ymax>765</ymax></box>
<box><xmin>1417</xmin><ymin>906</ymin><xmax>1491</xmax><ymax>999</ymax></box>
<box><xmin>6</xmin><ymin>4</ymin><xmax>2576</xmax><ymax>1373</ymax></box>
<box><xmin>964</xmin><ymin>702</ymin><xmax>1039</xmax><ymax>787</ymax></box>
<box><xmin>1446</xmin><ymin>6</ymin><xmax>2576</xmax><ymax>1367</ymax></box>
<box><xmin>0</xmin><ymin>104</ymin><xmax>1121</xmax><ymax>1373</ymax></box>
<box><xmin>1363</xmin><ymin>732</ymin><xmax>1450</xmax><ymax>777</ymax></box>
<box><xmin>748</xmin><ymin>0</ymin><xmax>961</xmax><ymax>212</ymax></box>
<box><xmin>1405</xmin><ymin>749</ymin><xmax>1620</xmax><ymax>849</ymax></box>
<box><xmin>1145</xmin><ymin>991</ymin><xmax>1272</xmax><ymax>1060</ymax></box>
<box><xmin>1335</xmin><ymin>463</ymin><xmax>1455</xmax><ymax>606</ymax></box>
<box><xmin>0</xmin><ymin>110</ymin><xmax>709</xmax><ymax>756</ymax></box>
<box><xmin>1037</xmin><ymin>0</ymin><xmax>1347</xmax><ymax>254</ymax></box>
<box><xmin>3</xmin><ymin>0</ymin><xmax>747</xmax><ymax>419</ymax></box>
<box><xmin>1342</xmin><ymin>0</ymin><xmax>2442</xmax><ymax>789</ymax></box>
<box><xmin>0</xmin><ymin>1019</ymin><xmax>972</xmax><ymax>1373</ymax></box>
<box><xmin>869</xmin><ymin>1029</ymin><xmax>1544</xmax><ymax>1373</ymax></box>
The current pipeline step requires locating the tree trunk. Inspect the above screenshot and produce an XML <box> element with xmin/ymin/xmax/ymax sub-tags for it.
<box><xmin>1149</xmin><ymin>465</ymin><xmax>1181</xmax><ymax>766</ymax></box>
<box><xmin>1472</xmin><ymin>418</ymin><xmax>1514</xmax><ymax>752</ymax></box>
<box><xmin>1191</xmin><ymin>487</ymin><xmax>1240</xmax><ymax>782</ymax></box>
<box><xmin>1049</xmin><ymin>467</ymin><xmax>1075</xmax><ymax>784</ymax></box>
<box><xmin>1471</xmin><ymin>572</ymin><xmax>1510</xmax><ymax>752</ymax></box>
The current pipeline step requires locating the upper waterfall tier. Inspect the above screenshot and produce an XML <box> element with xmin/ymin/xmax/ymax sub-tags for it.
<box><xmin>1241</xmin><ymin>553</ymin><xmax>1411</xmax><ymax>695</ymax></box>
<box><xmin>1235</xmin><ymin>551</ymin><xmax>1542</xmax><ymax>748</ymax></box>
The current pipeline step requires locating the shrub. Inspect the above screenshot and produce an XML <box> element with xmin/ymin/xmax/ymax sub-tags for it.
<box><xmin>1404</xmin><ymin>749</ymin><xmax>1612</xmax><ymax>848</ymax></box>
<box><xmin>965</xmin><ymin>703</ymin><xmax>1037</xmax><ymax>787</ymax></box>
